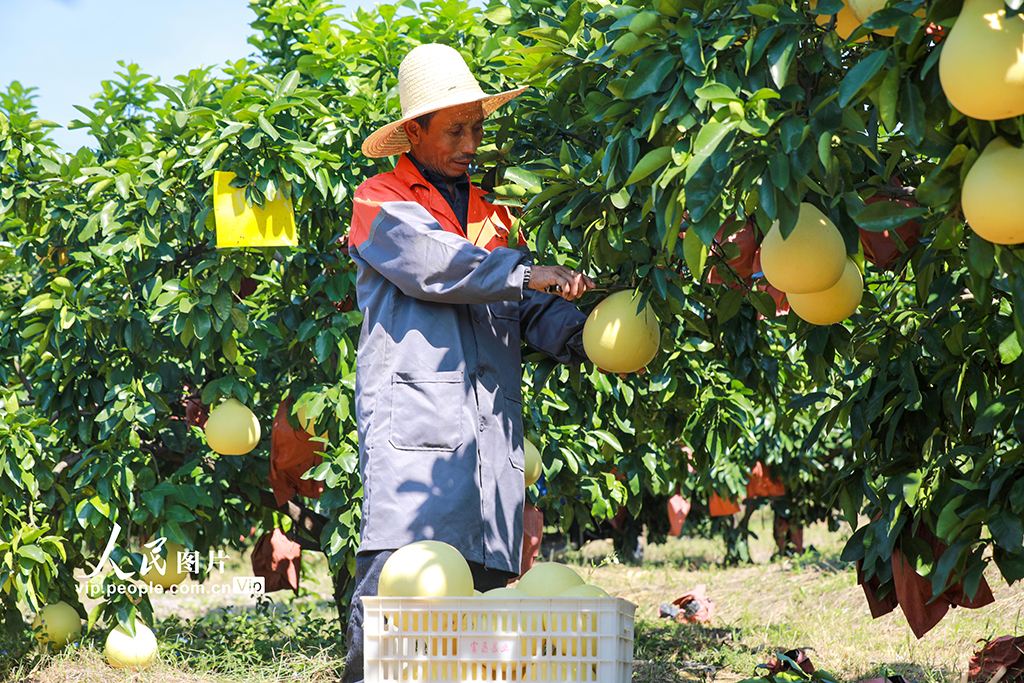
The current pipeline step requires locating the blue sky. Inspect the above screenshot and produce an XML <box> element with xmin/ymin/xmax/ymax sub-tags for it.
<box><xmin>0</xmin><ymin>0</ymin><xmax>376</xmax><ymax>151</ymax></box>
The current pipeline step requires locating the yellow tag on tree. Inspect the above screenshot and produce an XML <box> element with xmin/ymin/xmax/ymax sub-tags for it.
<box><xmin>213</xmin><ymin>171</ymin><xmax>297</xmax><ymax>248</ymax></box>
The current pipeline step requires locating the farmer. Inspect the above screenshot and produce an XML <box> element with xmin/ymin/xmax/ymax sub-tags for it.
<box><xmin>341</xmin><ymin>43</ymin><xmax>595</xmax><ymax>683</ymax></box>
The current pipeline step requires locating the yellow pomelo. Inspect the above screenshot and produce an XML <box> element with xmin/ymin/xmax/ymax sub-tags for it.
<box><xmin>105</xmin><ymin>621</ymin><xmax>158</xmax><ymax>670</ymax></box>
<box><xmin>378</xmin><ymin>540</ymin><xmax>474</xmax><ymax>597</ymax></box>
<box><xmin>296</xmin><ymin>403</ymin><xmax>326</xmax><ymax>439</ymax></box>
<box><xmin>483</xmin><ymin>586</ymin><xmax>529</xmax><ymax>597</ymax></box>
<box><xmin>524</xmin><ymin>439</ymin><xmax>543</xmax><ymax>487</ymax></box>
<box><xmin>760</xmin><ymin>203</ymin><xmax>847</xmax><ymax>294</ymax></box>
<box><xmin>515</xmin><ymin>563</ymin><xmax>585</xmax><ymax>596</ymax></box>
<box><xmin>557</xmin><ymin>583</ymin><xmax>611</xmax><ymax>597</ymax></box>
<box><xmin>787</xmin><ymin>258</ymin><xmax>864</xmax><ymax>325</ymax></box>
<box><xmin>141</xmin><ymin>541</ymin><xmax>189</xmax><ymax>590</ymax></box>
<box><xmin>848</xmin><ymin>0</ymin><xmax>924</xmax><ymax>35</ymax></box>
<box><xmin>31</xmin><ymin>602</ymin><xmax>82</xmax><ymax>651</ymax></box>
<box><xmin>582</xmin><ymin>290</ymin><xmax>660</xmax><ymax>374</ymax></box>
<box><xmin>812</xmin><ymin>0</ymin><xmax>869</xmax><ymax>42</ymax></box>
<box><xmin>939</xmin><ymin>0</ymin><xmax>1024</xmax><ymax>120</ymax></box>
<box><xmin>961</xmin><ymin>137</ymin><xmax>1024</xmax><ymax>244</ymax></box>
<box><xmin>204</xmin><ymin>398</ymin><xmax>261</xmax><ymax>455</ymax></box>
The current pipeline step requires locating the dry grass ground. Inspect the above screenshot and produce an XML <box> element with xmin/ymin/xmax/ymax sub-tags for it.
<box><xmin>8</xmin><ymin>509</ymin><xmax>1023</xmax><ymax>683</ymax></box>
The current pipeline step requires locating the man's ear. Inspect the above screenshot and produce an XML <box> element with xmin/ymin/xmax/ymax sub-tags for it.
<box><xmin>403</xmin><ymin>120</ymin><xmax>422</xmax><ymax>146</ymax></box>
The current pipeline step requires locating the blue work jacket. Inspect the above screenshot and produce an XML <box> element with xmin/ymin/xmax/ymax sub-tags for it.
<box><xmin>349</xmin><ymin>154</ymin><xmax>587</xmax><ymax>574</ymax></box>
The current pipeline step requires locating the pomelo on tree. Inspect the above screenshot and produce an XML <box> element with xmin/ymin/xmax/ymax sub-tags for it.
<box><xmin>141</xmin><ymin>541</ymin><xmax>189</xmax><ymax>590</ymax></box>
<box><xmin>296</xmin><ymin>402</ymin><xmax>326</xmax><ymax>439</ymax></box>
<box><xmin>204</xmin><ymin>398</ymin><xmax>261</xmax><ymax>455</ymax></box>
<box><xmin>848</xmin><ymin>0</ymin><xmax>896</xmax><ymax>34</ymax></box>
<box><xmin>787</xmin><ymin>258</ymin><xmax>864</xmax><ymax>325</ymax></box>
<box><xmin>557</xmin><ymin>584</ymin><xmax>610</xmax><ymax>597</ymax></box>
<box><xmin>31</xmin><ymin>601</ymin><xmax>82</xmax><ymax>651</ymax></box>
<box><xmin>378</xmin><ymin>540</ymin><xmax>474</xmax><ymax>597</ymax></box>
<box><xmin>760</xmin><ymin>203</ymin><xmax>847</xmax><ymax>294</ymax></box>
<box><xmin>524</xmin><ymin>439</ymin><xmax>543</xmax><ymax>487</ymax></box>
<box><xmin>582</xmin><ymin>290</ymin><xmax>660</xmax><ymax>374</ymax></box>
<box><xmin>938</xmin><ymin>0</ymin><xmax>1024</xmax><ymax>120</ymax></box>
<box><xmin>811</xmin><ymin>0</ymin><xmax>869</xmax><ymax>42</ymax></box>
<box><xmin>105</xmin><ymin>621</ymin><xmax>159</xmax><ymax>670</ymax></box>
<box><xmin>961</xmin><ymin>137</ymin><xmax>1024</xmax><ymax>244</ymax></box>
<box><xmin>515</xmin><ymin>562</ymin><xmax>585</xmax><ymax>596</ymax></box>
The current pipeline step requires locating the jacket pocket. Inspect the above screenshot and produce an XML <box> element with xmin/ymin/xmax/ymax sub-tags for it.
<box><xmin>389</xmin><ymin>371</ymin><xmax>465</xmax><ymax>451</ymax></box>
<box><xmin>505</xmin><ymin>395</ymin><xmax>525</xmax><ymax>472</ymax></box>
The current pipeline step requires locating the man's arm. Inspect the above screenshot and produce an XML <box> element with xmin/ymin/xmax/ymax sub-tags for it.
<box><xmin>354</xmin><ymin>200</ymin><xmax>528</xmax><ymax>304</ymax></box>
<box><xmin>519</xmin><ymin>288</ymin><xmax>589</xmax><ymax>365</ymax></box>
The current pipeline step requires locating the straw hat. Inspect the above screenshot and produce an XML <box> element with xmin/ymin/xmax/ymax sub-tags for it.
<box><xmin>361</xmin><ymin>43</ymin><xmax>528</xmax><ymax>158</ymax></box>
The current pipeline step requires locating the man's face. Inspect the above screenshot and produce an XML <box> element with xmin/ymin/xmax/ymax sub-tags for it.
<box><xmin>404</xmin><ymin>101</ymin><xmax>485</xmax><ymax>181</ymax></box>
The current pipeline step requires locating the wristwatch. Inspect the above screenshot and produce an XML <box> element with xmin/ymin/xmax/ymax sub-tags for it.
<box><xmin>522</xmin><ymin>264</ymin><xmax>532</xmax><ymax>290</ymax></box>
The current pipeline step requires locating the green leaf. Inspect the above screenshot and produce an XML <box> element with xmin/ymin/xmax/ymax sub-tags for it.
<box><xmin>854</xmin><ymin>200</ymin><xmax>927</xmax><ymax>232</ymax></box>
<box><xmin>620</xmin><ymin>52</ymin><xmax>677</xmax><ymax>100</ymax></box>
<box><xmin>684</xmin><ymin>228</ymin><xmax>708</xmax><ymax>281</ymax></box>
<box><xmin>989</xmin><ymin>511</ymin><xmax>1024</xmax><ymax>552</ymax></box>
<box><xmin>838</xmin><ymin>50</ymin><xmax>888</xmax><ymax>107</ymax></box>
<box><xmin>999</xmin><ymin>332</ymin><xmax>1022</xmax><ymax>364</ymax></box>
<box><xmin>625</xmin><ymin>146</ymin><xmax>674</xmax><ymax>186</ymax></box>
<box><xmin>716</xmin><ymin>288</ymin><xmax>743</xmax><ymax>323</ymax></box>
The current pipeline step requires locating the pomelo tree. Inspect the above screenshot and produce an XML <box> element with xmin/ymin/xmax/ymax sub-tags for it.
<box><xmin>2</xmin><ymin>0</ymin><xmax>1023</xmax><ymax>651</ymax></box>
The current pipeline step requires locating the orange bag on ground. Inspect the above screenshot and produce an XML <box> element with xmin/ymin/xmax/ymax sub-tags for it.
<box><xmin>968</xmin><ymin>636</ymin><xmax>1024</xmax><ymax>683</ymax></box>
<box><xmin>268</xmin><ymin>399</ymin><xmax>325</xmax><ymax>506</ymax></box>
<box><xmin>669</xmin><ymin>584</ymin><xmax>717</xmax><ymax>624</ymax></box>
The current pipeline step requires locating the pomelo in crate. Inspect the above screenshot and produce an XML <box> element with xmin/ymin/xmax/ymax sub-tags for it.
<box><xmin>378</xmin><ymin>540</ymin><xmax>474</xmax><ymax>597</ymax></box>
<box><xmin>582</xmin><ymin>290</ymin><xmax>660</xmax><ymax>374</ymax></box>
<box><xmin>515</xmin><ymin>561</ymin><xmax>585</xmax><ymax>596</ymax></box>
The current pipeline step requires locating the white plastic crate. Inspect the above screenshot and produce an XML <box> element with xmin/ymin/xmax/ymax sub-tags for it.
<box><xmin>363</xmin><ymin>596</ymin><xmax>636</xmax><ymax>683</ymax></box>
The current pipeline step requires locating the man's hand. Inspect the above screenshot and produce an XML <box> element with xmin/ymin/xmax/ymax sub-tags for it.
<box><xmin>528</xmin><ymin>265</ymin><xmax>595</xmax><ymax>301</ymax></box>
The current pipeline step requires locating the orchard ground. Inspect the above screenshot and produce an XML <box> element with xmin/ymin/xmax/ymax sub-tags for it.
<box><xmin>10</xmin><ymin>509</ymin><xmax>1023</xmax><ymax>683</ymax></box>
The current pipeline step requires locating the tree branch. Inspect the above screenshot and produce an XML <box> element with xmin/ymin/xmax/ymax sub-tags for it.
<box><xmin>258</xmin><ymin>490</ymin><xmax>329</xmax><ymax>547</ymax></box>
<box><xmin>13</xmin><ymin>357</ymin><xmax>33</xmax><ymax>396</ymax></box>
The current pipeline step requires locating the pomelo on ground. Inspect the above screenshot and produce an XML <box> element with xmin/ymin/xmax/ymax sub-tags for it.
<box><xmin>31</xmin><ymin>602</ymin><xmax>82</xmax><ymax>651</ymax></box>
<box><xmin>938</xmin><ymin>0</ymin><xmax>1024</xmax><ymax>121</ymax></box>
<box><xmin>204</xmin><ymin>398</ymin><xmax>261</xmax><ymax>455</ymax></box>
<box><xmin>105</xmin><ymin>621</ymin><xmax>159</xmax><ymax>670</ymax></box>
<box><xmin>141</xmin><ymin>541</ymin><xmax>189</xmax><ymax>590</ymax></box>
<box><xmin>961</xmin><ymin>137</ymin><xmax>1024</xmax><ymax>244</ymax></box>
<box><xmin>378</xmin><ymin>540</ymin><xmax>474</xmax><ymax>597</ymax></box>
<box><xmin>582</xmin><ymin>290</ymin><xmax>660</xmax><ymax>374</ymax></box>
<box><xmin>787</xmin><ymin>258</ymin><xmax>864</xmax><ymax>325</ymax></box>
<box><xmin>759</xmin><ymin>203</ymin><xmax>847</xmax><ymax>294</ymax></box>
<box><xmin>515</xmin><ymin>562</ymin><xmax>585</xmax><ymax>596</ymax></box>
<box><xmin>524</xmin><ymin>439</ymin><xmax>543</xmax><ymax>487</ymax></box>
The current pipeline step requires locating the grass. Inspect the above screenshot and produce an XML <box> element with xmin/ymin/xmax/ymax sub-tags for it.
<box><xmin>7</xmin><ymin>509</ymin><xmax>1024</xmax><ymax>683</ymax></box>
